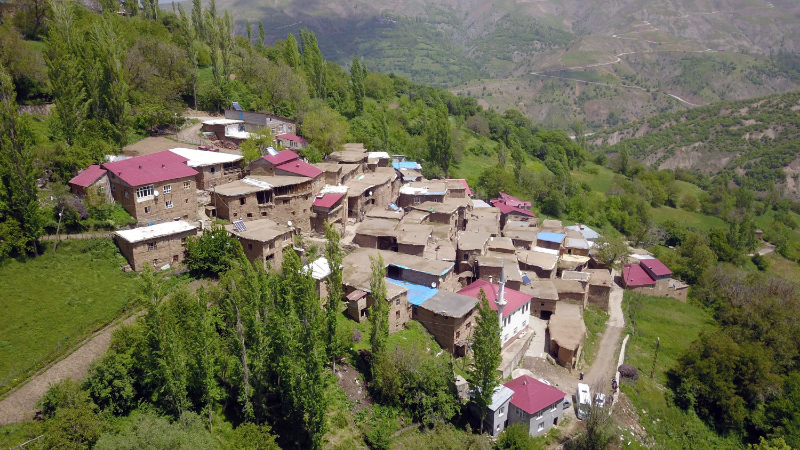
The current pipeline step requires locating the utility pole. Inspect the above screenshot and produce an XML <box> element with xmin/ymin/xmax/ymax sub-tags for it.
<box><xmin>651</xmin><ymin>337</ymin><xmax>660</xmax><ymax>379</ymax></box>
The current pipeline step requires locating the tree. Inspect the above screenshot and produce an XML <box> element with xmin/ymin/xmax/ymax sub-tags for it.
<box><xmin>617</xmin><ymin>145</ymin><xmax>629</xmax><ymax>176</ymax></box>
<box><xmin>246</xmin><ymin>21</ymin><xmax>252</xmax><ymax>43</ymax></box>
<box><xmin>45</xmin><ymin>0</ymin><xmax>87</xmax><ymax>146</ymax></box>
<box><xmin>591</xmin><ymin>234</ymin><xmax>629</xmax><ymax>272</ymax></box>
<box><xmin>324</xmin><ymin>222</ymin><xmax>344</xmax><ymax>370</ymax></box>
<box><xmin>368</xmin><ymin>253</ymin><xmax>389</xmax><ymax>377</ymax></box>
<box><xmin>257</xmin><ymin>22</ymin><xmax>265</xmax><ymax>47</ymax></box>
<box><xmin>572</xmin><ymin>399</ymin><xmax>618</xmax><ymax>450</ymax></box>
<box><xmin>427</xmin><ymin>103</ymin><xmax>453</xmax><ymax>176</ymax></box>
<box><xmin>467</xmin><ymin>288</ymin><xmax>501</xmax><ymax>434</ymax></box>
<box><xmin>284</xmin><ymin>33</ymin><xmax>301</xmax><ymax>68</ymax></box>
<box><xmin>184</xmin><ymin>225</ymin><xmax>243</xmax><ymax>276</ymax></box>
<box><xmin>301</xmin><ymin>102</ymin><xmax>348</xmax><ymax>157</ymax></box>
<box><xmin>350</xmin><ymin>56</ymin><xmax>367</xmax><ymax>115</ymax></box>
<box><xmin>0</xmin><ymin>63</ymin><xmax>42</xmax><ymax>258</ymax></box>
<box><xmin>299</xmin><ymin>28</ymin><xmax>325</xmax><ymax>98</ymax></box>
<box><xmin>38</xmin><ymin>380</ymin><xmax>103</xmax><ymax>449</ymax></box>
<box><xmin>239</xmin><ymin>127</ymin><xmax>275</xmax><ymax>166</ymax></box>
<box><xmin>496</xmin><ymin>423</ymin><xmax>542</xmax><ymax>450</ymax></box>
<box><xmin>89</xmin><ymin>15</ymin><xmax>132</xmax><ymax>146</ymax></box>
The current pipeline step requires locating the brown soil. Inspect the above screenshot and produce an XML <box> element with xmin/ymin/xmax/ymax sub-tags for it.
<box><xmin>122</xmin><ymin>136</ymin><xmax>187</xmax><ymax>157</ymax></box>
<box><xmin>335</xmin><ymin>363</ymin><xmax>372</xmax><ymax>412</ymax></box>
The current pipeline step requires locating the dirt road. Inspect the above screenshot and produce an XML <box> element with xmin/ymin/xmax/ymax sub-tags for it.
<box><xmin>584</xmin><ymin>274</ymin><xmax>625</xmax><ymax>392</ymax></box>
<box><xmin>0</xmin><ymin>314</ymin><xmax>140</xmax><ymax>425</ymax></box>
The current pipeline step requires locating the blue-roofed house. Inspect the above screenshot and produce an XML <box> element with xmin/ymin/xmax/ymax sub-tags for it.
<box><xmin>391</xmin><ymin>161</ymin><xmax>422</xmax><ymax>170</ymax></box>
<box><xmin>537</xmin><ymin>232</ymin><xmax>566</xmax><ymax>253</ymax></box>
<box><xmin>565</xmin><ymin>223</ymin><xmax>601</xmax><ymax>242</ymax></box>
<box><xmin>387</xmin><ymin>279</ymin><xmax>439</xmax><ymax>306</ymax></box>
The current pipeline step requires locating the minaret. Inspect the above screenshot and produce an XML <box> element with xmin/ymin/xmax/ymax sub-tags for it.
<box><xmin>497</xmin><ymin>263</ymin><xmax>507</xmax><ymax>331</ymax></box>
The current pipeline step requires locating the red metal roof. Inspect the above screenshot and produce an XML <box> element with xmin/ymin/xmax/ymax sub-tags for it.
<box><xmin>277</xmin><ymin>159</ymin><xmax>323</xmax><ymax>178</ymax></box>
<box><xmin>276</xmin><ymin>133</ymin><xmax>308</xmax><ymax>143</ymax></box>
<box><xmin>504</xmin><ymin>375</ymin><xmax>567</xmax><ymax>415</ymax></box>
<box><xmin>622</xmin><ymin>264</ymin><xmax>656</xmax><ymax>287</ymax></box>
<box><xmin>457</xmin><ymin>279</ymin><xmax>531</xmax><ymax>318</ymax></box>
<box><xmin>446</xmin><ymin>178</ymin><xmax>472</xmax><ymax>196</ymax></box>
<box><xmin>68</xmin><ymin>164</ymin><xmax>106</xmax><ymax>187</ymax></box>
<box><xmin>490</xmin><ymin>199</ymin><xmax>536</xmax><ymax>217</ymax></box>
<box><xmin>499</xmin><ymin>191</ymin><xmax>531</xmax><ymax>209</ymax></box>
<box><xmin>102</xmin><ymin>151</ymin><xmax>197</xmax><ymax>187</ymax></box>
<box><xmin>312</xmin><ymin>193</ymin><xmax>345</xmax><ymax>208</ymax></box>
<box><xmin>263</xmin><ymin>150</ymin><xmax>299</xmax><ymax>165</ymax></box>
<box><xmin>640</xmin><ymin>258</ymin><xmax>672</xmax><ymax>277</ymax></box>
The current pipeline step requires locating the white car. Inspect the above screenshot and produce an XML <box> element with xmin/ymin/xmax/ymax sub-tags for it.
<box><xmin>594</xmin><ymin>392</ymin><xmax>606</xmax><ymax>408</ymax></box>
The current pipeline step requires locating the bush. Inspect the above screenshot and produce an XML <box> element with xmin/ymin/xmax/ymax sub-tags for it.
<box><xmin>751</xmin><ymin>253</ymin><xmax>769</xmax><ymax>271</ymax></box>
<box><xmin>184</xmin><ymin>225</ymin><xmax>243</xmax><ymax>276</ymax></box>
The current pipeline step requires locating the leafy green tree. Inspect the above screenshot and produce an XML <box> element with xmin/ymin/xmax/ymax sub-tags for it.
<box><xmin>257</xmin><ymin>22</ymin><xmax>265</xmax><ymax>47</ymax></box>
<box><xmin>572</xmin><ymin>400</ymin><xmax>618</xmax><ymax>450</ymax></box>
<box><xmin>224</xmin><ymin>422</ymin><xmax>281</xmax><ymax>450</ymax></box>
<box><xmin>369</xmin><ymin>253</ymin><xmax>389</xmax><ymax>374</ymax></box>
<box><xmin>617</xmin><ymin>145</ymin><xmax>629</xmax><ymax>176</ymax></box>
<box><xmin>240</xmin><ymin>126</ymin><xmax>275</xmax><ymax>165</ymax></box>
<box><xmin>468</xmin><ymin>288</ymin><xmax>501</xmax><ymax>434</ymax></box>
<box><xmin>496</xmin><ymin>422</ymin><xmax>543</xmax><ymax>450</ymax></box>
<box><xmin>591</xmin><ymin>234</ymin><xmax>629</xmax><ymax>272</ymax></box>
<box><xmin>246</xmin><ymin>21</ymin><xmax>252</xmax><ymax>43</ymax></box>
<box><xmin>284</xmin><ymin>33</ymin><xmax>302</xmax><ymax>68</ymax></box>
<box><xmin>299</xmin><ymin>28</ymin><xmax>325</xmax><ymax>98</ymax></box>
<box><xmin>324</xmin><ymin>222</ymin><xmax>344</xmax><ymax>369</ymax></box>
<box><xmin>88</xmin><ymin>15</ymin><xmax>132</xmax><ymax>146</ymax></box>
<box><xmin>94</xmin><ymin>411</ymin><xmax>219</xmax><ymax>450</ymax></box>
<box><xmin>45</xmin><ymin>1</ymin><xmax>87</xmax><ymax>146</ymax></box>
<box><xmin>184</xmin><ymin>225</ymin><xmax>243</xmax><ymax>276</ymax></box>
<box><xmin>38</xmin><ymin>380</ymin><xmax>103</xmax><ymax>449</ymax></box>
<box><xmin>427</xmin><ymin>103</ymin><xmax>453</xmax><ymax>176</ymax></box>
<box><xmin>301</xmin><ymin>101</ymin><xmax>348</xmax><ymax>157</ymax></box>
<box><xmin>351</xmin><ymin>56</ymin><xmax>367</xmax><ymax>115</ymax></box>
<box><xmin>0</xmin><ymin>63</ymin><xmax>42</xmax><ymax>258</ymax></box>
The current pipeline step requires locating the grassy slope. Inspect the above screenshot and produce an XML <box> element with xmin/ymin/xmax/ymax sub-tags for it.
<box><xmin>581</xmin><ymin>305</ymin><xmax>608</xmax><ymax>367</ymax></box>
<box><xmin>0</xmin><ymin>240</ymin><xmax>138</xmax><ymax>396</ymax></box>
<box><xmin>621</xmin><ymin>292</ymin><xmax>743</xmax><ymax>449</ymax></box>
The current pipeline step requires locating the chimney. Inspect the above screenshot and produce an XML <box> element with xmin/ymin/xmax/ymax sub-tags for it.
<box><xmin>162</xmin><ymin>164</ymin><xmax>166</xmax><ymax>168</ymax></box>
<box><xmin>138</xmin><ymin>165</ymin><xmax>143</xmax><ymax>169</ymax></box>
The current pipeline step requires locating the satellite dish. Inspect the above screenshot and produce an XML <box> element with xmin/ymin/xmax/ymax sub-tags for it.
<box><xmin>431</xmin><ymin>282</ymin><xmax>437</xmax><ymax>288</ymax></box>
<box><xmin>287</xmin><ymin>221</ymin><xmax>293</xmax><ymax>227</ymax></box>
<box><xmin>154</xmin><ymin>190</ymin><xmax>159</xmax><ymax>196</ymax></box>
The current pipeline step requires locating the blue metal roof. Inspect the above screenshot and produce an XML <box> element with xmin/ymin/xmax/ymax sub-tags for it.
<box><xmin>391</xmin><ymin>161</ymin><xmax>422</xmax><ymax>170</ymax></box>
<box><xmin>386</xmin><ymin>279</ymin><xmax>439</xmax><ymax>306</ymax></box>
<box><xmin>537</xmin><ymin>232</ymin><xmax>566</xmax><ymax>243</ymax></box>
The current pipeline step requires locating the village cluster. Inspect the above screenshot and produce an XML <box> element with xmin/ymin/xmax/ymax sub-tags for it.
<box><xmin>67</xmin><ymin>107</ymin><xmax>689</xmax><ymax>437</ymax></box>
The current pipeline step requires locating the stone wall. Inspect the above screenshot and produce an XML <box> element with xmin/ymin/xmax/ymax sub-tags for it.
<box><xmin>414</xmin><ymin>307</ymin><xmax>478</xmax><ymax>355</ymax></box>
<box><xmin>587</xmin><ymin>285</ymin><xmax>611</xmax><ymax>311</ymax></box>
<box><xmin>115</xmin><ymin>229</ymin><xmax>197</xmax><ymax>272</ymax></box>
<box><xmin>109</xmin><ymin>174</ymin><xmax>197</xmax><ymax>226</ymax></box>
<box><xmin>196</xmin><ymin>163</ymin><xmax>242</xmax><ymax>189</ymax></box>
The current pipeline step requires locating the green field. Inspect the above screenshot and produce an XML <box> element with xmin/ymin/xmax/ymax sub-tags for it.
<box><xmin>581</xmin><ymin>305</ymin><xmax>609</xmax><ymax>367</ymax></box>
<box><xmin>0</xmin><ymin>239</ymin><xmax>139</xmax><ymax>397</ymax></box>
<box><xmin>620</xmin><ymin>293</ymin><xmax>743</xmax><ymax>448</ymax></box>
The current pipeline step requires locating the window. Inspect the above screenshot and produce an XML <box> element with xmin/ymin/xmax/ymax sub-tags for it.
<box><xmin>513</xmin><ymin>327</ymin><xmax>518</xmax><ymax>334</ymax></box>
<box><xmin>181</xmin><ymin>238</ymin><xmax>187</xmax><ymax>245</ymax></box>
<box><xmin>396</xmin><ymin>298</ymin><xmax>401</xmax><ymax>306</ymax></box>
<box><xmin>147</xmin><ymin>242</ymin><xmax>157</xmax><ymax>251</ymax></box>
<box><xmin>550</xmin><ymin>403</ymin><xmax>557</xmax><ymax>412</ymax></box>
<box><xmin>185</xmin><ymin>199</ymin><xmax>189</xmax><ymax>203</ymax></box>
<box><xmin>144</xmin><ymin>206</ymin><xmax>151</xmax><ymax>214</ymax></box>
<box><xmin>183</xmin><ymin>180</ymin><xmax>191</xmax><ymax>189</ymax></box>
<box><xmin>163</xmin><ymin>184</ymin><xmax>171</xmax><ymax>194</ymax></box>
<box><xmin>462</xmin><ymin>253</ymin><xmax>468</xmax><ymax>261</ymax></box>
<box><xmin>248</xmin><ymin>244</ymin><xmax>253</xmax><ymax>250</ymax></box>
<box><xmin>456</xmin><ymin>331</ymin><xmax>460</xmax><ymax>339</ymax></box>
<box><xmin>165</xmin><ymin>201</ymin><xmax>173</xmax><ymax>209</ymax></box>
<box><xmin>210</xmin><ymin>167</ymin><xmax>215</xmax><ymax>173</ymax></box>
<box><xmin>522</xmin><ymin>320</ymin><xmax>527</xmax><ymax>327</ymax></box>
<box><xmin>414</xmin><ymin>196</ymin><xmax>420</xmax><ymax>204</ymax></box>
<box><xmin>111</xmin><ymin>184</ymin><xmax>116</xmax><ymax>192</ymax></box>
<box><xmin>503</xmin><ymin>334</ymin><xmax>508</xmax><ymax>342</ymax></box>
<box><xmin>247</xmin><ymin>213</ymin><xmax>253</xmax><ymax>218</ymax></box>
<box><xmin>240</xmin><ymin>197</ymin><xmax>246</xmax><ymax>205</ymax></box>
<box><xmin>283</xmin><ymin>235</ymin><xmax>288</xmax><ymax>242</ymax></box>
<box><xmin>534</xmin><ymin>411</ymin><xmax>543</xmax><ymax>419</ymax></box>
<box><xmin>496</xmin><ymin>425</ymin><xmax>500</xmax><ymax>433</ymax></box>
<box><xmin>499</xmin><ymin>406</ymin><xmax>505</xmax><ymax>416</ymax></box>
<box><xmin>395</xmin><ymin>310</ymin><xmax>400</xmax><ymax>319</ymax></box>
<box><xmin>537</xmin><ymin>422</ymin><xmax>544</xmax><ymax>432</ymax></box>
<box><xmin>136</xmin><ymin>184</ymin><xmax>154</xmax><ymax>199</ymax></box>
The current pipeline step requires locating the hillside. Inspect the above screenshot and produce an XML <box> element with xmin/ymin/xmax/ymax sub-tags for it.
<box><xmin>218</xmin><ymin>0</ymin><xmax>800</xmax><ymax>126</ymax></box>
<box><xmin>592</xmin><ymin>91</ymin><xmax>800</xmax><ymax>196</ymax></box>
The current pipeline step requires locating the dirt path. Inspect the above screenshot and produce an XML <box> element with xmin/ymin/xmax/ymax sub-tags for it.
<box><xmin>584</xmin><ymin>275</ymin><xmax>625</xmax><ymax>393</ymax></box>
<box><xmin>0</xmin><ymin>313</ymin><xmax>140</xmax><ymax>425</ymax></box>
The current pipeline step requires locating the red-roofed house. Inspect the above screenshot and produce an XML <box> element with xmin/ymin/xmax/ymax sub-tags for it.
<box><xmin>311</xmin><ymin>186</ymin><xmax>349</xmax><ymax>233</ymax></box>
<box><xmin>68</xmin><ymin>165</ymin><xmax>113</xmax><ymax>203</ymax></box>
<box><xmin>103</xmin><ymin>151</ymin><xmax>198</xmax><ymax>225</ymax></box>
<box><xmin>490</xmin><ymin>199</ymin><xmax>538</xmax><ymax>227</ymax></box>
<box><xmin>640</xmin><ymin>258</ymin><xmax>672</xmax><ymax>280</ymax></box>
<box><xmin>250</xmin><ymin>150</ymin><xmax>300</xmax><ymax>175</ymax></box>
<box><xmin>445</xmin><ymin>178</ymin><xmax>472</xmax><ymax>196</ymax></box>
<box><xmin>622</xmin><ymin>259</ymin><xmax>686</xmax><ymax>301</ymax></box>
<box><xmin>621</xmin><ymin>263</ymin><xmax>656</xmax><ymax>288</ymax></box>
<box><xmin>276</xmin><ymin>159</ymin><xmax>323</xmax><ymax>179</ymax></box>
<box><xmin>498</xmin><ymin>192</ymin><xmax>531</xmax><ymax>210</ymax></box>
<box><xmin>504</xmin><ymin>375</ymin><xmax>567</xmax><ymax>436</ymax></box>
<box><xmin>458</xmin><ymin>279</ymin><xmax>532</xmax><ymax>348</ymax></box>
<box><xmin>276</xmin><ymin>133</ymin><xmax>308</xmax><ymax>150</ymax></box>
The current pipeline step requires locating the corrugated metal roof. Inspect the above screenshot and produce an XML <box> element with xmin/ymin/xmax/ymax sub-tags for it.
<box><xmin>391</xmin><ymin>161</ymin><xmax>422</xmax><ymax>170</ymax></box>
<box><xmin>115</xmin><ymin>221</ymin><xmax>196</xmax><ymax>243</ymax></box>
<box><xmin>102</xmin><ymin>151</ymin><xmax>197</xmax><ymax>186</ymax></box>
<box><xmin>69</xmin><ymin>165</ymin><xmax>106</xmax><ymax>188</ymax></box>
<box><xmin>622</xmin><ymin>264</ymin><xmax>656</xmax><ymax>287</ymax></box>
<box><xmin>276</xmin><ymin>133</ymin><xmax>308</xmax><ymax>143</ymax></box>
<box><xmin>640</xmin><ymin>258</ymin><xmax>672</xmax><ymax>277</ymax></box>
<box><xmin>504</xmin><ymin>375</ymin><xmax>567</xmax><ymax>415</ymax></box>
<box><xmin>490</xmin><ymin>199</ymin><xmax>536</xmax><ymax>217</ymax></box>
<box><xmin>312</xmin><ymin>193</ymin><xmax>345</xmax><ymax>208</ymax></box>
<box><xmin>537</xmin><ymin>232</ymin><xmax>566</xmax><ymax>243</ymax></box>
<box><xmin>263</xmin><ymin>150</ymin><xmax>299</xmax><ymax>165</ymax></box>
<box><xmin>458</xmin><ymin>279</ymin><xmax>531</xmax><ymax>318</ymax></box>
<box><xmin>386</xmin><ymin>279</ymin><xmax>439</xmax><ymax>306</ymax></box>
<box><xmin>277</xmin><ymin>159</ymin><xmax>323</xmax><ymax>178</ymax></box>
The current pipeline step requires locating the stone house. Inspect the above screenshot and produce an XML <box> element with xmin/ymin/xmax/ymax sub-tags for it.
<box><xmin>68</xmin><ymin>164</ymin><xmax>113</xmax><ymax>203</ymax></box>
<box><xmin>564</xmin><ymin>223</ymin><xmax>601</xmax><ymax>243</ymax></box>
<box><xmin>414</xmin><ymin>290</ymin><xmax>479</xmax><ymax>356</ymax></box>
<box><xmin>114</xmin><ymin>221</ymin><xmax>197</xmax><ymax>271</ymax></box>
<box><xmin>475</xmin><ymin>254</ymin><xmax>525</xmax><ymax>291</ymax></box>
<box><xmin>395</xmin><ymin>224</ymin><xmax>433</xmax><ymax>257</ymax></box>
<box><xmin>621</xmin><ymin>263</ymin><xmax>657</xmax><ymax>290</ymax></box>
<box><xmin>502</xmin><ymin>226</ymin><xmax>539</xmax><ymax>250</ymax></box>
<box><xmin>275</xmin><ymin>133</ymin><xmax>308</xmax><ymax>150</ymax></box>
<box><xmin>493</xmin><ymin>191</ymin><xmax>531</xmax><ymax>210</ymax></box>
<box><xmin>345</xmin><ymin>281</ymin><xmax>411</xmax><ymax>334</ymax></box>
<box><xmin>456</xmin><ymin>230</ymin><xmax>490</xmax><ymax>275</ymax></box>
<box><xmin>622</xmin><ymin>259</ymin><xmax>687</xmax><ymax>301</ymax></box>
<box><xmin>564</xmin><ymin>237</ymin><xmax>590</xmax><ymax>256</ymax></box>
<box><xmin>547</xmin><ymin>303</ymin><xmax>586</xmax><ymax>369</ymax></box>
<box><xmin>540</xmin><ymin>219</ymin><xmax>564</xmax><ymax>232</ymax></box>
<box><xmin>223</xmin><ymin>109</ymin><xmax>296</xmax><ymax>135</ymax></box>
<box><xmin>201</xmin><ymin>118</ymin><xmax>247</xmax><ymax>143</ymax></box>
<box><xmin>392</xmin><ymin>161</ymin><xmax>423</xmax><ymax>182</ymax></box>
<box><xmin>326</xmin><ymin>149</ymin><xmax>369</xmax><ymax>166</ymax></box>
<box><xmin>518</xmin><ymin>249</ymin><xmax>558</xmax><ymax>279</ymax></box>
<box><xmin>397</xmin><ymin>181</ymin><xmax>448</xmax><ymax>208</ymax></box>
<box><xmin>537</xmin><ymin>232</ymin><xmax>565</xmax><ymax>253</ymax></box>
<box><xmin>311</xmin><ymin>185</ymin><xmax>349</xmax><ymax>233</ymax></box>
<box><xmin>304</xmin><ymin>257</ymin><xmax>332</xmax><ymax>301</ymax></box>
<box><xmin>521</xmin><ymin>280</ymin><xmax>559</xmax><ymax>320</ymax></box>
<box><xmin>504</xmin><ymin>375</ymin><xmax>567</xmax><ymax>437</ymax></box>
<box><xmin>411</xmin><ymin>201</ymin><xmax>458</xmax><ymax>236</ymax></box>
<box><xmin>367</xmin><ymin>151</ymin><xmax>391</xmax><ymax>169</ymax></box>
<box><xmin>316</xmin><ymin>162</ymin><xmax>361</xmax><ymax>186</ymax></box>
<box><xmin>466</xmin><ymin>207</ymin><xmax>501</xmax><ymax>236</ymax></box>
<box><xmin>103</xmin><ymin>151</ymin><xmax>198</xmax><ymax>226</ymax></box>
<box><xmin>640</xmin><ymin>258</ymin><xmax>673</xmax><ymax>289</ymax></box>
<box><xmin>169</xmin><ymin>148</ymin><xmax>243</xmax><ymax>190</ymax></box>
<box><xmin>249</xmin><ymin>150</ymin><xmax>301</xmax><ymax>176</ymax></box>
<box><xmin>225</xmin><ymin>218</ymin><xmax>295</xmax><ymax>269</ymax></box>
<box><xmin>551</xmin><ymin>279</ymin><xmax>587</xmax><ymax>308</ymax></box>
<box><xmin>491</xmin><ymin>200</ymin><xmax>539</xmax><ymax>229</ymax></box>
<box><xmin>487</xmin><ymin>236</ymin><xmax>516</xmax><ymax>254</ymax></box>
<box><xmin>345</xmin><ymin>171</ymin><xmax>398</xmax><ymax>222</ymax></box>
<box><xmin>210</xmin><ymin>177</ymin><xmax>273</xmax><ymax>222</ymax></box>
<box><xmin>353</xmin><ymin>218</ymin><xmax>401</xmax><ymax>250</ymax></box>
<box><xmin>342</xmin><ymin>249</ymin><xmax>457</xmax><ymax>296</ymax></box>
<box><xmin>585</xmin><ymin>269</ymin><xmax>612</xmax><ymax>311</ymax></box>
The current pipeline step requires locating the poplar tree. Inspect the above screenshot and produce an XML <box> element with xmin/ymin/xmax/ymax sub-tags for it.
<box><xmin>299</xmin><ymin>28</ymin><xmax>326</xmax><ymax>98</ymax></box>
<box><xmin>0</xmin><ymin>63</ymin><xmax>42</xmax><ymax>258</ymax></box>
<box><xmin>89</xmin><ymin>16</ymin><xmax>131</xmax><ymax>146</ymax></box>
<box><xmin>284</xmin><ymin>33</ymin><xmax>301</xmax><ymax>68</ymax></box>
<box><xmin>258</xmin><ymin>21</ymin><xmax>265</xmax><ymax>47</ymax></box>
<box><xmin>350</xmin><ymin>56</ymin><xmax>366</xmax><ymax>115</ymax></box>
<box><xmin>191</xmin><ymin>0</ymin><xmax>203</xmax><ymax>36</ymax></box>
<box><xmin>368</xmin><ymin>253</ymin><xmax>389</xmax><ymax>377</ymax></box>
<box><xmin>324</xmin><ymin>222</ymin><xmax>343</xmax><ymax>370</ymax></box>
<box><xmin>427</xmin><ymin>103</ymin><xmax>453</xmax><ymax>176</ymax></box>
<box><xmin>468</xmin><ymin>289</ymin><xmax>501</xmax><ymax>434</ymax></box>
<box><xmin>45</xmin><ymin>0</ymin><xmax>87</xmax><ymax>146</ymax></box>
<box><xmin>177</xmin><ymin>4</ymin><xmax>198</xmax><ymax>110</ymax></box>
<box><xmin>246</xmin><ymin>21</ymin><xmax>252</xmax><ymax>43</ymax></box>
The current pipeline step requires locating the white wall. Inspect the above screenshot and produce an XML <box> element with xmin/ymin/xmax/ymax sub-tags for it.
<box><xmin>500</xmin><ymin>300</ymin><xmax>531</xmax><ymax>344</ymax></box>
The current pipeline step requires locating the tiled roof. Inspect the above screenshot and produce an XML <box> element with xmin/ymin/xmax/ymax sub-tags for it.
<box><xmin>622</xmin><ymin>264</ymin><xmax>656</xmax><ymax>287</ymax></box>
<box><xmin>69</xmin><ymin>165</ymin><xmax>106</xmax><ymax>187</ymax></box>
<box><xmin>276</xmin><ymin>159</ymin><xmax>323</xmax><ymax>178</ymax></box>
<box><xmin>263</xmin><ymin>150</ymin><xmax>299</xmax><ymax>165</ymax></box>
<box><xmin>640</xmin><ymin>258</ymin><xmax>672</xmax><ymax>277</ymax></box>
<box><xmin>504</xmin><ymin>375</ymin><xmax>567</xmax><ymax>415</ymax></box>
<box><xmin>276</xmin><ymin>133</ymin><xmax>308</xmax><ymax>143</ymax></box>
<box><xmin>312</xmin><ymin>193</ymin><xmax>345</xmax><ymax>208</ymax></box>
<box><xmin>457</xmin><ymin>279</ymin><xmax>532</xmax><ymax>318</ymax></box>
<box><xmin>102</xmin><ymin>151</ymin><xmax>197</xmax><ymax>187</ymax></box>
